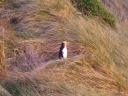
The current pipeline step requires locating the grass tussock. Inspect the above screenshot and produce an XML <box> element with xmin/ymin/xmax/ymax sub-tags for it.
<box><xmin>71</xmin><ymin>0</ymin><xmax>116</xmax><ymax>27</ymax></box>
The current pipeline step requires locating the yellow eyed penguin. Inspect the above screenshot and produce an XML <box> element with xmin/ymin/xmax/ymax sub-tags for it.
<box><xmin>59</xmin><ymin>41</ymin><xmax>68</xmax><ymax>59</ymax></box>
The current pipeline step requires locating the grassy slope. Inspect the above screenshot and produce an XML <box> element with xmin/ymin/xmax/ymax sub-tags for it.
<box><xmin>0</xmin><ymin>0</ymin><xmax>128</xmax><ymax>96</ymax></box>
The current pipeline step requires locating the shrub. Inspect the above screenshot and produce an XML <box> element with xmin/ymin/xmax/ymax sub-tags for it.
<box><xmin>71</xmin><ymin>0</ymin><xmax>116</xmax><ymax>27</ymax></box>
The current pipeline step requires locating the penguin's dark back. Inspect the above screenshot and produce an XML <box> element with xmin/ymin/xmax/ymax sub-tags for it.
<box><xmin>59</xmin><ymin>43</ymin><xmax>64</xmax><ymax>58</ymax></box>
<box><xmin>60</xmin><ymin>43</ymin><xmax>64</xmax><ymax>50</ymax></box>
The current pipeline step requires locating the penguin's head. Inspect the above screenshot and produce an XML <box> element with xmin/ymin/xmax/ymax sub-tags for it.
<box><xmin>63</xmin><ymin>41</ymin><xmax>68</xmax><ymax>46</ymax></box>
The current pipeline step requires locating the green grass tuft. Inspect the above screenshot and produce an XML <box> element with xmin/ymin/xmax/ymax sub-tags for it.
<box><xmin>5</xmin><ymin>83</ymin><xmax>21</xmax><ymax>96</ymax></box>
<box><xmin>71</xmin><ymin>0</ymin><xmax>116</xmax><ymax>27</ymax></box>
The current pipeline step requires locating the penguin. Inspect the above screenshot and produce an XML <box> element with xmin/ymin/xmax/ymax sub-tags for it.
<box><xmin>59</xmin><ymin>41</ymin><xmax>68</xmax><ymax>59</ymax></box>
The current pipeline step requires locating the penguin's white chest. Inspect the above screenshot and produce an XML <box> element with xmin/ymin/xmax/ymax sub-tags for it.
<box><xmin>62</xmin><ymin>47</ymin><xmax>67</xmax><ymax>59</ymax></box>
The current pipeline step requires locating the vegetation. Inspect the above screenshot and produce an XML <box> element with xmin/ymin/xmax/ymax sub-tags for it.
<box><xmin>0</xmin><ymin>0</ymin><xmax>5</xmax><ymax>4</ymax></box>
<box><xmin>0</xmin><ymin>0</ymin><xmax>128</xmax><ymax>96</ymax></box>
<box><xmin>15</xmin><ymin>32</ymin><xmax>35</xmax><ymax>39</ymax></box>
<box><xmin>0</xmin><ymin>42</ymin><xmax>5</xmax><ymax>77</ymax></box>
<box><xmin>5</xmin><ymin>40</ymin><xmax>18</xmax><ymax>51</ymax></box>
<box><xmin>71</xmin><ymin>0</ymin><xmax>116</xmax><ymax>27</ymax></box>
<box><xmin>0</xmin><ymin>0</ymin><xmax>5</xmax><ymax>2</ymax></box>
<box><xmin>5</xmin><ymin>83</ymin><xmax>21</xmax><ymax>96</ymax></box>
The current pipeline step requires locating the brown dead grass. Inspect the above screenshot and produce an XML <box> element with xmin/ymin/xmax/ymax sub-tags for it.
<box><xmin>0</xmin><ymin>41</ymin><xmax>7</xmax><ymax>80</ymax></box>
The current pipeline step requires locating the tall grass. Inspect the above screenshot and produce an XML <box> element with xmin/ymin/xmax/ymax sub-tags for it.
<box><xmin>0</xmin><ymin>41</ymin><xmax>5</xmax><ymax>76</ymax></box>
<box><xmin>0</xmin><ymin>0</ymin><xmax>5</xmax><ymax>3</ymax></box>
<box><xmin>0</xmin><ymin>85</ymin><xmax>12</xmax><ymax>96</ymax></box>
